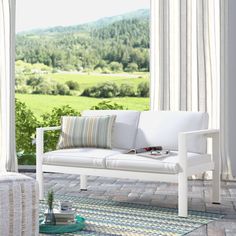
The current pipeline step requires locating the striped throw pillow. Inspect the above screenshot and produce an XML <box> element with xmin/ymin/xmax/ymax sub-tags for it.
<box><xmin>57</xmin><ymin>115</ymin><xmax>116</xmax><ymax>149</ymax></box>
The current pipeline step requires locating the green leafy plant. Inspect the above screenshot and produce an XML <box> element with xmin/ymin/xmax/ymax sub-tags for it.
<box><xmin>31</xmin><ymin>78</ymin><xmax>71</xmax><ymax>96</ymax></box>
<box><xmin>109</xmin><ymin>61</ymin><xmax>123</xmax><ymax>72</ymax></box>
<box><xmin>15</xmin><ymin>99</ymin><xmax>39</xmax><ymax>155</ymax></box>
<box><xmin>15</xmin><ymin>85</ymin><xmax>32</xmax><ymax>94</ymax></box>
<box><xmin>32</xmin><ymin>79</ymin><xmax>55</xmax><ymax>95</ymax></box>
<box><xmin>137</xmin><ymin>81</ymin><xmax>149</xmax><ymax>97</ymax></box>
<box><xmin>56</xmin><ymin>83</ymin><xmax>70</xmax><ymax>95</ymax></box>
<box><xmin>125</xmin><ymin>62</ymin><xmax>138</xmax><ymax>72</ymax></box>
<box><xmin>65</xmin><ymin>80</ymin><xmax>80</xmax><ymax>90</ymax></box>
<box><xmin>17</xmin><ymin>154</ymin><xmax>36</xmax><ymax>165</ymax></box>
<box><xmin>47</xmin><ymin>190</ymin><xmax>54</xmax><ymax>210</ymax></box>
<box><xmin>81</xmin><ymin>82</ymin><xmax>119</xmax><ymax>98</ymax></box>
<box><xmin>90</xmin><ymin>100</ymin><xmax>126</xmax><ymax>110</ymax></box>
<box><xmin>26</xmin><ymin>76</ymin><xmax>44</xmax><ymax>89</ymax></box>
<box><xmin>119</xmin><ymin>83</ymin><xmax>136</xmax><ymax>97</ymax></box>
<box><xmin>15</xmin><ymin>101</ymin><xmax>81</xmax><ymax>164</ymax></box>
<box><xmin>40</xmin><ymin>105</ymin><xmax>80</xmax><ymax>152</ymax></box>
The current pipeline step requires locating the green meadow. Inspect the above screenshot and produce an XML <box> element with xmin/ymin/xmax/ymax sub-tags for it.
<box><xmin>44</xmin><ymin>72</ymin><xmax>149</xmax><ymax>91</ymax></box>
<box><xmin>16</xmin><ymin>94</ymin><xmax>149</xmax><ymax>119</ymax></box>
<box><xmin>16</xmin><ymin>72</ymin><xmax>150</xmax><ymax>118</ymax></box>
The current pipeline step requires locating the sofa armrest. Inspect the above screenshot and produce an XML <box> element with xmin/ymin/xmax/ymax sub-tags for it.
<box><xmin>178</xmin><ymin>129</ymin><xmax>220</xmax><ymax>173</ymax></box>
<box><xmin>179</xmin><ymin>129</ymin><xmax>219</xmax><ymax>137</ymax></box>
<box><xmin>36</xmin><ymin>126</ymin><xmax>61</xmax><ymax>157</ymax></box>
<box><xmin>36</xmin><ymin>126</ymin><xmax>60</xmax><ymax>199</ymax></box>
<box><xmin>37</xmin><ymin>126</ymin><xmax>61</xmax><ymax>132</ymax></box>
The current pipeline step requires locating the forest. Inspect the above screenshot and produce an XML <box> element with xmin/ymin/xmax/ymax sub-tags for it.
<box><xmin>16</xmin><ymin>10</ymin><xmax>150</xmax><ymax>73</ymax></box>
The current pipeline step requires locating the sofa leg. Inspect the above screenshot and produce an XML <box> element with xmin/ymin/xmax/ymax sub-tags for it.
<box><xmin>36</xmin><ymin>168</ymin><xmax>44</xmax><ymax>200</ymax></box>
<box><xmin>212</xmin><ymin>133</ymin><xmax>221</xmax><ymax>204</ymax></box>
<box><xmin>80</xmin><ymin>175</ymin><xmax>87</xmax><ymax>191</ymax></box>
<box><xmin>178</xmin><ymin>173</ymin><xmax>188</xmax><ymax>217</ymax></box>
<box><xmin>212</xmin><ymin>169</ymin><xmax>221</xmax><ymax>204</ymax></box>
<box><xmin>212</xmin><ymin>170</ymin><xmax>221</xmax><ymax>204</ymax></box>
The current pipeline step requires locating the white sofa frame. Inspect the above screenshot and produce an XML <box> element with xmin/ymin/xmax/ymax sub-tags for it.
<box><xmin>36</xmin><ymin>126</ymin><xmax>220</xmax><ymax>217</ymax></box>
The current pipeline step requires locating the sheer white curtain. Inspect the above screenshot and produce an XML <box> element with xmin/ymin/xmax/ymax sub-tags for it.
<box><xmin>0</xmin><ymin>0</ymin><xmax>17</xmax><ymax>172</ymax></box>
<box><xmin>150</xmin><ymin>0</ymin><xmax>232</xmax><ymax>178</ymax></box>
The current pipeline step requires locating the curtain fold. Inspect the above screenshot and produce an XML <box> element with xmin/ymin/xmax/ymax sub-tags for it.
<box><xmin>0</xmin><ymin>0</ymin><xmax>17</xmax><ymax>172</ymax></box>
<box><xmin>220</xmin><ymin>0</ymin><xmax>233</xmax><ymax>179</ymax></box>
<box><xmin>150</xmin><ymin>0</ymin><xmax>231</xmax><ymax>178</ymax></box>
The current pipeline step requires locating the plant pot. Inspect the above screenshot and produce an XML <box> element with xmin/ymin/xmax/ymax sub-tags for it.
<box><xmin>45</xmin><ymin>208</ymin><xmax>56</xmax><ymax>225</ymax></box>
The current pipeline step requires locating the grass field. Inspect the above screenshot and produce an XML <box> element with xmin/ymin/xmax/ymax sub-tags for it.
<box><xmin>16</xmin><ymin>94</ymin><xmax>150</xmax><ymax>119</ymax></box>
<box><xmin>44</xmin><ymin>72</ymin><xmax>149</xmax><ymax>91</ymax></box>
<box><xmin>16</xmin><ymin>72</ymin><xmax>150</xmax><ymax>119</ymax></box>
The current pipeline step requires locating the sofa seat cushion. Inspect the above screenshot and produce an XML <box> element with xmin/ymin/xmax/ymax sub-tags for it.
<box><xmin>106</xmin><ymin>152</ymin><xmax>212</xmax><ymax>174</ymax></box>
<box><xmin>43</xmin><ymin>148</ymin><xmax>126</xmax><ymax>168</ymax></box>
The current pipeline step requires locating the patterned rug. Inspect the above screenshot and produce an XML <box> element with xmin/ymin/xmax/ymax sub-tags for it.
<box><xmin>39</xmin><ymin>194</ymin><xmax>222</xmax><ymax>236</ymax></box>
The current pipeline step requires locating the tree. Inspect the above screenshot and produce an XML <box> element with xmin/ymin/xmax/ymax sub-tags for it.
<box><xmin>126</xmin><ymin>63</ymin><xmax>138</xmax><ymax>72</ymax></box>
<box><xmin>26</xmin><ymin>76</ymin><xmax>44</xmax><ymax>89</ymax></box>
<box><xmin>16</xmin><ymin>15</ymin><xmax>150</xmax><ymax>71</ymax></box>
<box><xmin>15</xmin><ymin>73</ymin><xmax>27</xmax><ymax>87</ymax></box>
<box><xmin>65</xmin><ymin>80</ymin><xmax>80</xmax><ymax>90</ymax></box>
<box><xmin>15</xmin><ymin>85</ymin><xmax>32</xmax><ymax>94</ymax></box>
<box><xmin>95</xmin><ymin>60</ymin><xmax>107</xmax><ymax>70</ymax></box>
<box><xmin>109</xmin><ymin>62</ymin><xmax>123</xmax><ymax>72</ymax></box>
<box><xmin>33</xmin><ymin>80</ymin><xmax>55</xmax><ymax>95</ymax></box>
<box><xmin>119</xmin><ymin>83</ymin><xmax>136</xmax><ymax>97</ymax></box>
<box><xmin>137</xmin><ymin>81</ymin><xmax>149</xmax><ymax>97</ymax></box>
<box><xmin>56</xmin><ymin>83</ymin><xmax>70</xmax><ymax>95</ymax></box>
<box><xmin>15</xmin><ymin>99</ymin><xmax>38</xmax><ymax>154</ymax></box>
<box><xmin>81</xmin><ymin>82</ymin><xmax>119</xmax><ymax>98</ymax></box>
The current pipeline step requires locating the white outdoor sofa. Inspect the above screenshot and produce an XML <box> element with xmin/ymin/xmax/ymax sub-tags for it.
<box><xmin>36</xmin><ymin>110</ymin><xmax>220</xmax><ymax>217</ymax></box>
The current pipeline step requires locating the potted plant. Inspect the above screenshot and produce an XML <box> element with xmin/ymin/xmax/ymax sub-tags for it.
<box><xmin>45</xmin><ymin>190</ymin><xmax>56</xmax><ymax>225</ymax></box>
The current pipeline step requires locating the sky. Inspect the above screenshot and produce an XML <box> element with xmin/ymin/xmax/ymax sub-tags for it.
<box><xmin>16</xmin><ymin>0</ymin><xmax>150</xmax><ymax>33</ymax></box>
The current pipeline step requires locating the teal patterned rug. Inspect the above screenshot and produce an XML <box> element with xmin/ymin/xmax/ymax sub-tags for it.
<box><xmin>39</xmin><ymin>195</ymin><xmax>222</xmax><ymax>236</ymax></box>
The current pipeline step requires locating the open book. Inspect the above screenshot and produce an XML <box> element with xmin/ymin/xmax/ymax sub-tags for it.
<box><xmin>127</xmin><ymin>146</ymin><xmax>170</xmax><ymax>160</ymax></box>
<box><xmin>128</xmin><ymin>146</ymin><xmax>162</xmax><ymax>154</ymax></box>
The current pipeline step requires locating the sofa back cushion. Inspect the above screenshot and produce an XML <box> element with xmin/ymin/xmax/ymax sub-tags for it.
<box><xmin>135</xmin><ymin>111</ymin><xmax>209</xmax><ymax>154</ymax></box>
<box><xmin>82</xmin><ymin>110</ymin><xmax>140</xmax><ymax>150</ymax></box>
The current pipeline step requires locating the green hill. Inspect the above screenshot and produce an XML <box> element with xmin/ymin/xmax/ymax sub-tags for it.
<box><xmin>16</xmin><ymin>9</ymin><xmax>150</xmax><ymax>72</ymax></box>
<box><xmin>18</xmin><ymin>9</ymin><xmax>149</xmax><ymax>35</ymax></box>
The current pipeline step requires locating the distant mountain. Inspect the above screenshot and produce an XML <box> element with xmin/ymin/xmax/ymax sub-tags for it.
<box><xmin>88</xmin><ymin>9</ymin><xmax>149</xmax><ymax>28</ymax></box>
<box><xmin>18</xmin><ymin>9</ymin><xmax>149</xmax><ymax>35</ymax></box>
